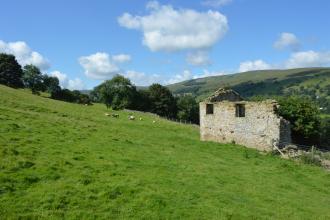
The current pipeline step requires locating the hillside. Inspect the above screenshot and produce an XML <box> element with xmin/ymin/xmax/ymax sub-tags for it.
<box><xmin>0</xmin><ymin>85</ymin><xmax>330</xmax><ymax>219</ymax></box>
<box><xmin>168</xmin><ymin>68</ymin><xmax>330</xmax><ymax>112</ymax></box>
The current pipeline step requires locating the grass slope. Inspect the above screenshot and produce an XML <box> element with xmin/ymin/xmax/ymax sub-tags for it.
<box><xmin>0</xmin><ymin>85</ymin><xmax>330</xmax><ymax>219</ymax></box>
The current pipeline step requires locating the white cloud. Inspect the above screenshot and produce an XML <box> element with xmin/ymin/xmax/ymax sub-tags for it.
<box><xmin>112</xmin><ymin>54</ymin><xmax>131</xmax><ymax>63</ymax></box>
<box><xmin>238</xmin><ymin>60</ymin><xmax>271</xmax><ymax>72</ymax></box>
<box><xmin>186</xmin><ymin>50</ymin><xmax>211</xmax><ymax>66</ymax></box>
<box><xmin>273</xmin><ymin>32</ymin><xmax>300</xmax><ymax>51</ymax></box>
<box><xmin>68</xmin><ymin>78</ymin><xmax>85</xmax><ymax>91</ymax></box>
<box><xmin>50</xmin><ymin>70</ymin><xmax>85</xmax><ymax>90</ymax></box>
<box><xmin>118</xmin><ymin>1</ymin><xmax>228</xmax><ymax>52</ymax></box>
<box><xmin>166</xmin><ymin>70</ymin><xmax>192</xmax><ymax>84</ymax></box>
<box><xmin>124</xmin><ymin>70</ymin><xmax>163</xmax><ymax>86</ymax></box>
<box><xmin>78</xmin><ymin>52</ymin><xmax>120</xmax><ymax>79</ymax></box>
<box><xmin>0</xmin><ymin>40</ymin><xmax>50</xmax><ymax>70</ymax></box>
<box><xmin>285</xmin><ymin>50</ymin><xmax>330</xmax><ymax>68</ymax></box>
<box><xmin>202</xmin><ymin>0</ymin><xmax>232</xmax><ymax>8</ymax></box>
<box><xmin>50</xmin><ymin>70</ymin><xmax>68</xmax><ymax>87</ymax></box>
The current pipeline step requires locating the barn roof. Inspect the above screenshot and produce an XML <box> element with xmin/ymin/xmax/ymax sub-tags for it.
<box><xmin>204</xmin><ymin>88</ymin><xmax>244</xmax><ymax>102</ymax></box>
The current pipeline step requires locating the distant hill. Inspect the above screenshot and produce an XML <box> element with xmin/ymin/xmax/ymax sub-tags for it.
<box><xmin>167</xmin><ymin>68</ymin><xmax>330</xmax><ymax>113</ymax></box>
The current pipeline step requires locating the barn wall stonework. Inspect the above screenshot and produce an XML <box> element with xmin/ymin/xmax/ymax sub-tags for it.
<box><xmin>199</xmin><ymin>100</ymin><xmax>291</xmax><ymax>151</ymax></box>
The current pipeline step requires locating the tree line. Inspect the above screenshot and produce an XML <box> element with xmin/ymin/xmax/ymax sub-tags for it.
<box><xmin>0</xmin><ymin>53</ymin><xmax>91</xmax><ymax>104</ymax></box>
<box><xmin>90</xmin><ymin>75</ymin><xmax>199</xmax><ymax>124</ymax></box>
<box><xmin>0</xmin><ymin>53</ymin><xmax>199</xmax><ymax>123</ymax></box>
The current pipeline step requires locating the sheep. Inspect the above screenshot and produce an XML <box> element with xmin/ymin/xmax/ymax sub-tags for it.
<box><xmin>104</xmin><ymin>113</ymin><xmax>111</xmax><ymax>116</ymax></box>
<box><xmin>139</xmin><ymin>117</ymin><xmax>143</xmax><ymax>121</ymax></box>
<box><xmin>152</xmin><ymin>120</ymin><xmax>156</xmax><ymax>123</ymax></box>
<box><xmin>111</xmin><ymin>114</ymin><xmax>119</xmax><ymax>118</ymax></box>
<box><xmin>128</xmin><ymin>115</ymin><xmax>135</xmax><ymax>120</ymax></box>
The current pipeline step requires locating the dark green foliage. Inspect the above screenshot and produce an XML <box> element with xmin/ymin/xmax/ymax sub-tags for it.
<box><xmin>51</xmin><ymin>89</ymin><xmax>91</xmax><ymax>105</ymax></box>
<box><xmin>51</xmin><ymin>89</ymin><xmax>76</xmax><ymax>102</ymax></box>
<box><xmin>176</xmin><ymin>95</ymin><xmax>199</xmax><ymax>124</ymax></box>
<box><xmin>43</xmin><ymin>75</ymin><xmax>61</xmax><ymax>94</ymax></box>
<box><xmin>22</xmin><ymin>65</ymin><xmax>45</xmax><ymax>94</ymax></box>
<box><xmin>133</xmin><ymin>89</ymin><xmax>152</xmax><ymax>111</ymax></box>
<box><xmin>319</xmin><ymin>118</ymin><xmax>330</xmax><ymax>150</ymax></box>
<box><xmin>277</xmin><ymin>96</ymin><xmax>321</xmax><ymax>146</ymax></box>
<box><xmin>148</xmin><ymin>83</ymin><xmax>177</xmax><ymax>118</ymax></box>
<box><xmin>97</xmin><ymin>75</ymin><xmax>137</xmax><ymax>110</ymax></box>
<box><xmin>0</xmin><ymin>53</ymin><xmax>24</xmax><ymax>88</ymax></box>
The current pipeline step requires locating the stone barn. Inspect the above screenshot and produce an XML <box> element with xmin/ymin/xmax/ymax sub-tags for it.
<box><xmin>199</xmin><ymin>88</ymin><xmax>291</xmax><ymax>151</ymax></box>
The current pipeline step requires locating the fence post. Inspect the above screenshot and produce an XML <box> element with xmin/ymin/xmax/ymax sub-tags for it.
<box><xmin>311</xmin><ymin>145</ymin><xmax>315</xmax><ymax>160</ymax></box>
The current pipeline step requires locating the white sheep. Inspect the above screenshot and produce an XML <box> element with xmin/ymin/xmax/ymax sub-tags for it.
<box><xmin>129</xmin><ymin>115</ymin><xmax>135</xmax><ymax>120</ymax></box>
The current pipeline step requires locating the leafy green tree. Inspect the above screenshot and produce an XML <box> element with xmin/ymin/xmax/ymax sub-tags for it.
<box><xmin>98</xmin><ymin>75</ymin><xmax>137</xmax><ymax>110</ymax></box>
<box><xmin>43</xmin><ymin>75</ymin><xmax>60</xmax><ymax>93</ymax></box>
<box><xmin>22</xmin><ymin>65</ymin><xmax>44</xmax><ymax>94</ymax></box>
<box><xmin>0</xmin><ymin>53</ymin><xmax>24</xmax><ymax>88</ymax></box>
<box><xmin>176</xmin><ymin>95</ymin><xmax>199</xmax><ymax>124</ymax></box>
<box><xmin>277</xmin><ymin>96</ymin><xmax>321</xmax><ymax>145</ymax></box>
<box><xmin>148</xmin><ymin>83</ymin><xmax>177</xmax><ymax>118</ymax></box>
<box><xmin>133</xmin><ymin>89</ymin><xmax>151</xmax><ymax>111</ymax></box>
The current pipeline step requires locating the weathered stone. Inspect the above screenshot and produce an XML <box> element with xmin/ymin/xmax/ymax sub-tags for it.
<box><xmin>199</xmin><ymin>88</ymin><xmax>291</xmax><ymax>151</ymax></box>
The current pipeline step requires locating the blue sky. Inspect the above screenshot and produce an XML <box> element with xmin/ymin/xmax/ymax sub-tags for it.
<box><xmin>1</xmin><ymin>0</ymin><xmax>329</xmax><ymax>90</ymax></box>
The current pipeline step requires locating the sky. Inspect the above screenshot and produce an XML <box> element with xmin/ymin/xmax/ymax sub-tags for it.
<box><xmin>0</xmin><ymin>0</ymin><xmax>330</xmax><ymax>90</ymax></box>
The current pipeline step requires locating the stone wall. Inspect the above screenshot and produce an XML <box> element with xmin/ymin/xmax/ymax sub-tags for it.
<box><xmin>199</xmin><ymin>100</ymin><xmax>291</xmax><ymax>151</ymax></box>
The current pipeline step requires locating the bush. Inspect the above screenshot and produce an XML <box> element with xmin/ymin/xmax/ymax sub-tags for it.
<box><xmin>277</xmin><ymin>96</ymin><xmax>321</xmax><ymax>146</ymax></box>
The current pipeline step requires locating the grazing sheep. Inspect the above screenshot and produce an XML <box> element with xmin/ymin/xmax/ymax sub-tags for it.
<box><xmin>139</xmin><ymin>117</ymin><xmax>143</xmax><ymax>121</ymax></box>
<box><xmin>129</xmin><ymin>115</ymin><xmax>135</xmax><ymax>120</ymax></box>
<box><xmin>105</xmin><ymin>113</ymin><xmax>111</xmax><ymax>116</ymax></box>
<box><xmin>152</xmin><ymin>120</ymin><xmax>156</xmax><ymax>123</ymax></box>
<box><xmin>111</xmin><ymin>114</ymin><xmax>119</xmax><ymax>118</ymax></box>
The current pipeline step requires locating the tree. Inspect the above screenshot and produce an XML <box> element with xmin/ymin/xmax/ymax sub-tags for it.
<box><xmin>51</xmin><ymin>88</ymin><xmax>76</xmax><ymax>102</ymax></box>
<box><xmin>22</xmin><ymin>65</ymin><xmax>44</xmax><ymax>94</ymax></box>
<box><xmin>277</xmin><ymin>96</ymin><xmax>321</xmax><ymax>145</ymax></box>
<box><xmin>148</xmin><ymin>83</ymin><xmax>177</xmax><ymax>118</ymax></box>
<box><xmin>98</xmin><ymin>75</ymin><xmax>137</xmax><ymax>110</ymax></box>
<box><xmin>0</xmin><ymin>53</ymin><xmax>24</xmax><ymax>88</ymax></box>
<box><xmin>43</xmin><ymin>75</ymin><xmax>60</xmax><ymax>94</ymax></box>
<box><xmin>133</xmin><ymin>89</ymin><xmax>151</xmax><ymax>112</ymax></box>
<box><xmin>176</xmin><ymin>95</ymin><xmax>199</xmax><ymax>124</ymax></box>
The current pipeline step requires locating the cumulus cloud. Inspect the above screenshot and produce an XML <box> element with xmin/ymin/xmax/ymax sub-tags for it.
<box><xmin>79</xmin><ymin>52</ymin><xmax>120</xmax><ymax>79</ymax></box>
<box><xmin>285</xmin><ymin>50</ymin><xmax>330</xmax><ymax>68</ymax></box>
<box><xmin>166</xmin><ymin>70</ymin><xmax>192</xmax><ymax>84</ymax></box>
<box><xmin>202</xmin><ymin>0</ymin><xmax>232</xmax><ymax>8</ymax></box>
<box><xmin>124</xmin><ymin>70</ymin><xmax>163</xmax><ymax>86</ymax></box>
<box><xmin>50</xmin><ymin>70</ymin><xmax>85</xmax><ymax>90</ymax></box>
<box><xmin>0</xmin><ymin>40</ymin><xmax>50</xmax><ymax>70</ymax></box>
<box><xmin>273</xmin><ymin>32</ymin><xmax>300</xmax><ymax>51</ymax></box>
<box><xmin>186</xmin><ymin>51</ymin><xmax>211</xmax><ymax>66</ymax></box>
<box><xmin>238</xmin><ymin>60</ymin><xmax>271</xmax><ymax>72</ymax></box>
<box><xmin>112</xmin><ymin>54</ymin><xmax>131</xmax><ymax>63</ymax></box>
<box><xmin>118</xmin><ymin>1</ymin><xmax>228</xmax><ymax>52</ymax></box>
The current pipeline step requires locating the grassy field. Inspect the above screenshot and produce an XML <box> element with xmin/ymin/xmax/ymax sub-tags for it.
<box><xmin>1</xmin><ymin>85</ymin><xmax>330</xmax><ymax>219</ymax></box>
